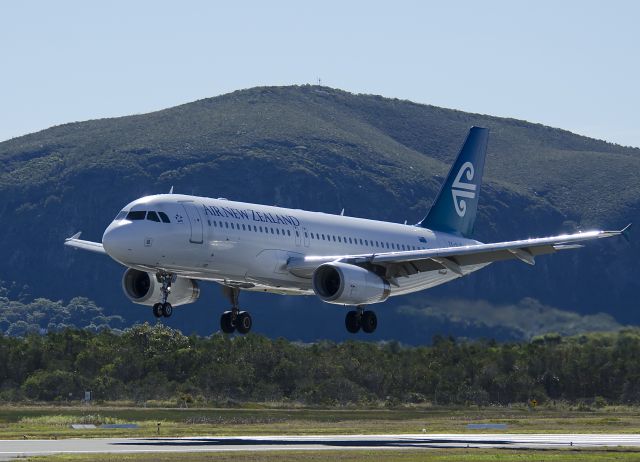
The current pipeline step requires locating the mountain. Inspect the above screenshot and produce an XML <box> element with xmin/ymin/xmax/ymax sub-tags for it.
<box><xmin>0</xmin><ymin>85</ymin><xmax>637</xmax><ymax>342</ymax></box>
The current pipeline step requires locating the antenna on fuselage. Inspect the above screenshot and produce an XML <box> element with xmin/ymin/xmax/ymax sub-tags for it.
<box><xmin>169</xmin><ymin>186</ymin><xmax>174</xmax><ymax>194</ymax></box>
<box><xmin>340</xmin><ymin>208</ymin><xmax>345</xmax><ymax>216</ymax></box>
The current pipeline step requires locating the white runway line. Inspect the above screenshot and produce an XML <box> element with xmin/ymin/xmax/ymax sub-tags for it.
<box><xmin>1</xmin><ymin>433</ymin><xmax>640</xmax><ymax>459</ymax></box>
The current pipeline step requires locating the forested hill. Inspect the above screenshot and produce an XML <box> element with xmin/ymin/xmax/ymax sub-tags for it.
<box><xmin>0</xmin><ymin>86</ymin><xmax>637</xmax><ymax>340</ymax></box>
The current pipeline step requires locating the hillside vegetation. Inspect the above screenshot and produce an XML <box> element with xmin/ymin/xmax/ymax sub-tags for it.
<box><xmin>0</xmin><ymin>85</ymin><xmax>637</xmax><ymax>339</ymax></box>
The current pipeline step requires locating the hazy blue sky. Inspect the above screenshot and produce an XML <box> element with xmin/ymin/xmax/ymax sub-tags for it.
<box><xmin>2</xmin><ymin>1</ymin><xmax>639</xmax><ymax>147</ymax></box>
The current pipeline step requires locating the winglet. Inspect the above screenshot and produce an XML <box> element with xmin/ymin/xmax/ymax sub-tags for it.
<box><xmin>621</xmin><ymin>223</ymin><xmax>632</xmax><ymax>243</ymax></box>
<box><xmin>67</xmin><ymin>231</ymin><xmax>82</xmax><ymax>241</ymax></box>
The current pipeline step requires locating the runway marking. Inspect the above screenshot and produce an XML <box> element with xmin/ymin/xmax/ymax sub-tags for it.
<box><xmin>1</xmin><ymin>433</ymin><xmax>640</xmax><ymax>459</ymax></box>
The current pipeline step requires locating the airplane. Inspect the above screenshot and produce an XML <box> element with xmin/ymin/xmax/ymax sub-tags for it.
<box><xmin>65</xmin><ymin>127</ymin><xmax>630</xmax><ymax>335</ymax></box>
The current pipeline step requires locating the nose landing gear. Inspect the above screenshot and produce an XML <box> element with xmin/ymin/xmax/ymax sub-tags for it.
<box><xmin>220</xmin><ymin>286</ymin><xmax>252</xmax><ymax>334</ymax></box>
<box><xmin>152</xmin><ymin>272</ymin><xmax>175</xmax><ymax>318</ymax></box>
<box><xmin>345</xmin><ymin>306</ymin><xmax>377</xmax><ymax>334</ymax></box>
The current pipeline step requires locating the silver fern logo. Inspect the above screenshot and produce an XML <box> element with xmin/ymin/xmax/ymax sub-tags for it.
<box><xmin>451</xmin><ymin>162</ymin><xmax>476</xmax><ymax>217</ymax></box>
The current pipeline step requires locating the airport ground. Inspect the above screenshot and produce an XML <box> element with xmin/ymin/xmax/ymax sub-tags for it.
<box><xmin>17</xmin><ymin>448</ymin><xmax>640</xmax><ymax>462</ymax></box>
<box><xmin>2</xmin><ymin>404</ymin><xmax>640</xmax><ymax>439</ymax></box>
<box><xmin>2</xmin><ymin>404</ymin><xmax>640</xmax><ymax>460</ymax></box>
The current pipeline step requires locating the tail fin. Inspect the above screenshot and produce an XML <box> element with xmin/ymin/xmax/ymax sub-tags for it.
<box><xmin>418</xmin><ymin>126</ymin><xmax>489</xmax><ymax>238</ymax></box>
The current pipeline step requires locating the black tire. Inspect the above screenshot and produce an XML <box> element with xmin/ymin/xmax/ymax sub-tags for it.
<box><xmin>361</xmin><ymin>310</ymin><xmax>377</xmax><ymax>334</ymax></box>
<box><xmin>152</xmin><ymin>303</ymin><xmax>163</xmax><ymax>318</ymax></box>
<box><xmin>236</xmin><ymin>311</ymin><xmax>252</xmax><ymax>334</ymax></box>
<box><xmin>345</xmin><ymin>310</ymin><xmax>361</xmax><ymax>333</ymax></box>
<box><xmin>162</xmin><ymin>303</ymin><xmax>173</xmax><ymax>317</ymax></box>
<box><xmin>220</xmin><ymin>311</ymin><xmax>235</xmax><ymax>334</ymax></box>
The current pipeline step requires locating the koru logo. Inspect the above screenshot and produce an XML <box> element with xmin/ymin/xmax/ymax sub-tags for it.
<box><xmin>451</xmin><ymin>161</ymin><xmax>476</xmax><ymax>217</ymax></box>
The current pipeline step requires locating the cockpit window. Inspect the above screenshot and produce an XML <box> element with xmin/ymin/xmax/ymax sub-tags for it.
<box><xmin>158</xmin><ymin>212</ymin><xmax>171</xmax><ymax>223</ymax></box>
<box><xmin>126</xmin><ymin>211</ymin><xmax>146</xmax><ymax>220</ymax></box>
<box><xmin>115</xmin><ymin>210</ymin><xmax>127</xmax><ymax>220</ymax></box>
<box><xmin>146</xmin><ymin>211</ymin><xmax>161</xmax><ymax>222</ymax></box>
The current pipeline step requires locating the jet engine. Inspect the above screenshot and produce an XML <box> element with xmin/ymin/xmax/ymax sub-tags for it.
<box><xmin>312</xmin><ymin>262</ymin><xmax>391</xmax><ymax>305</ymax></box>
<box><xmin>122</xmin><ymin>269</ymin><xmax>200</xmax><ymax>306</ymax></box>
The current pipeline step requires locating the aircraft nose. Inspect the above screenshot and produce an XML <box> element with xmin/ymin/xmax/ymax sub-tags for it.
<box><xmin>102</xmin><ymin>222</ymin><xmax>134</xmax><ymax>261</ymax></box>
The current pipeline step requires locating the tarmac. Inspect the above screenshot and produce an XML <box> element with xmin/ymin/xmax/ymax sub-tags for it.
<box><xmin>2</xmin><ymin>433</ymin><xmax>640</xmax><ymax>459</ymax></box>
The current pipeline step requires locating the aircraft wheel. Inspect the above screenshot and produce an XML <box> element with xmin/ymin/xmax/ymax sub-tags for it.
<box><xmin>220</xmin><ymin>311</ymin><xmax>235</xmax><ymax>334</ymax></box>
<box><xmin>161</xmin><ymin>303</ymin><xmax>173</xmax><ymax>317</ymax></box>
<box><xmin>361</xmin><ymin>310</ymin><xmax>377</xmax><ymax>334</ymax></box>
<box><xmin>152</xmin><ymin>303</ymin><xmax>163</xmax><ymax>318</ymax></box>
<box><xmin>236</xmin><ymin>311</ymin><xmax>252</xmax><ymax>334</ymax></box>
<box><xmin>345</xmin><ymin>310</ymin><xmax>361</xmax><ymax>334</ymax></box>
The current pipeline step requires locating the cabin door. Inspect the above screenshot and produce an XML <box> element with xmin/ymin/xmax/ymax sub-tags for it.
<box><xmin>181</xmin><ymin>202</ymin><xmax>204</xmax><ymax>244</ymax></box>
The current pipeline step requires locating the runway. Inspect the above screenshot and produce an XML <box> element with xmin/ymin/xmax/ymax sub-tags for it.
<box><xmin>2</xmin><ymin>433</ymin><xmax>640</xmax><ymax>459</ymax></box>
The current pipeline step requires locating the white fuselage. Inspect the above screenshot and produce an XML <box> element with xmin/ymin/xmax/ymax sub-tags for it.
<box><xmin>102</xmin><ymin>194</ymin><xmax>488</xmax><ymax>298</ymax></box>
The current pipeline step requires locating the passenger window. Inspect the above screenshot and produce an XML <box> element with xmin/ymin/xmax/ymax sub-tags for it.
<box><xmin>146</xmin><ymin>211</ymin><xmax>161</xmax><ymax>222</ymax></box>
<box><xmin>276</xmin><ymin>229</ymin><xmax>280</xmax><ymax>235</ymax></box>
<box><xmin>126</xmin><ymin>211</ymin><xmax>146</xmax><ymax>220</ymax></box>
<box><xmin>337</xmin><ymin>236</ymin><xmax>341</xmax><ymax>242</ymax></box>
<box><xmin>242</xmin><ymin>224</ymin><xmax>246</xmax><ymax>231</ymax></box>
<box><xmin>271</xmin><ymin>228</ymin><xmax>275</xmax><ymax>234</ymax></box>
<box><xmin>322</xmin><ymin>234</ymin><xmax>325</xmax><ymax>240</ymax></box>
<box><xmin>158</xmin><ymin>212</ymin><xmax>171</xmax><ymax>223</ymax></box>
<box><xmin>225</xmin><ymin>222</ymin><xmax>229</xmax><ymax>228</ymax></box>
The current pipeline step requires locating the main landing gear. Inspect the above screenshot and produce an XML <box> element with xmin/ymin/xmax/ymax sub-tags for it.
<box><xmin>345</xmin><ymin>306</ymin><xmax>377</xmax><ymax>334</ymax></box>
<box><xmin>153</xmin><ymin>272</ymin><xmax>175</xmax><ymax>318</ymax></box>
<box><xmin>220</xmin><ymin>286</ymin><xmax>252</xmax><ymax>335</ymax></box>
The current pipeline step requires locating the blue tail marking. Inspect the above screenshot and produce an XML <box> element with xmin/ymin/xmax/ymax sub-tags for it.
<box><xmin>418</xmin><ymin>127</ymin><xmax>489</xmax><ymax>238</ymax></box>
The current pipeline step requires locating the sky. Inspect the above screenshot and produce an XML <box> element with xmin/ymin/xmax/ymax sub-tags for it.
<box><xmin>1</xmin><ymin>0</ymin><xmax>639</xmax><ymax>147</ymax></box>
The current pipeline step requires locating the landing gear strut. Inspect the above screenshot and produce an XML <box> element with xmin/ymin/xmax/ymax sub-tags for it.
<box><xmin>220</xmin><ymin>286</ymin><xmax>252</xmax><ymax>334</ymax></box>
<box><xmin>345</xmin><ymin>306</ymin><xmax>377</xmax><ymax>334</ymax></box>
<box><xmin>152</xmin><ymin>272</ymin><xmax>175</xmax><ymax>318</ymax></box>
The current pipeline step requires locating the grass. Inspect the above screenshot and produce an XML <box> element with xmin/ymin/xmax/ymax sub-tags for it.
<box><xmin>2</xmin><ymin>404</ymin><xmax>640</xmax><ymax>440</ymax></box>
<box><xmin>24</xmin><ymin>448</ymin><xmax>640</xmax><ymax>462</ymax></box>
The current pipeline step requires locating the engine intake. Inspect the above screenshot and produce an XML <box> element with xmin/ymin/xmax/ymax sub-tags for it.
<box><xmin>122</xmin><ymin>269</ymin><xmax>200</xmax><ymax>306</ymax></box>
<box><xmin>312</xmin><ymin>262</ymin><xmax>390</xmax><ymax>305</ymax></box>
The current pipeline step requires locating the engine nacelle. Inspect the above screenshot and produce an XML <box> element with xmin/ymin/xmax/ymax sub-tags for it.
<box><xmin>122</xmin><ymin>269</ymin><xmax>200</xmax><ymax>307</ymax></box>
<box><xmin>312</xmin><ymin>262</ymin><xmax>391</xmax><ymax>305</ymax></box>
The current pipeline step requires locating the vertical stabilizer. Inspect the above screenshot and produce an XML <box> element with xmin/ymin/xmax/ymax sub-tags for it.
<box><xmin>418</xmin><ymin>127</ymin><xmax>489</xmax><ymax>238</ymax></box>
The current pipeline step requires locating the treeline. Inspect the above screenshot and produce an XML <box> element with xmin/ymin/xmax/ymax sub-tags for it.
<box><xmin>1</xmin><ymin>324</ymin><xmax>639</xmax><ymax>406</ymax></box>
<box><xmin>0</xmin><ymin>295</ymin><xmax>125</xmax><ymax>336</ymax></box>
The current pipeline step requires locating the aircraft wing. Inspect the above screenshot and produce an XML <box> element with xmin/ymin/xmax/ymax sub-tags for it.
<box><xmin>64</xmin><ymin>232</ymin><xmax>106</xmax><ymax>254</ymax></box>
<box><xmin>288</xmin><ymin>225</ymin><xmax>630</xmax><ymax>280</ymax></box>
